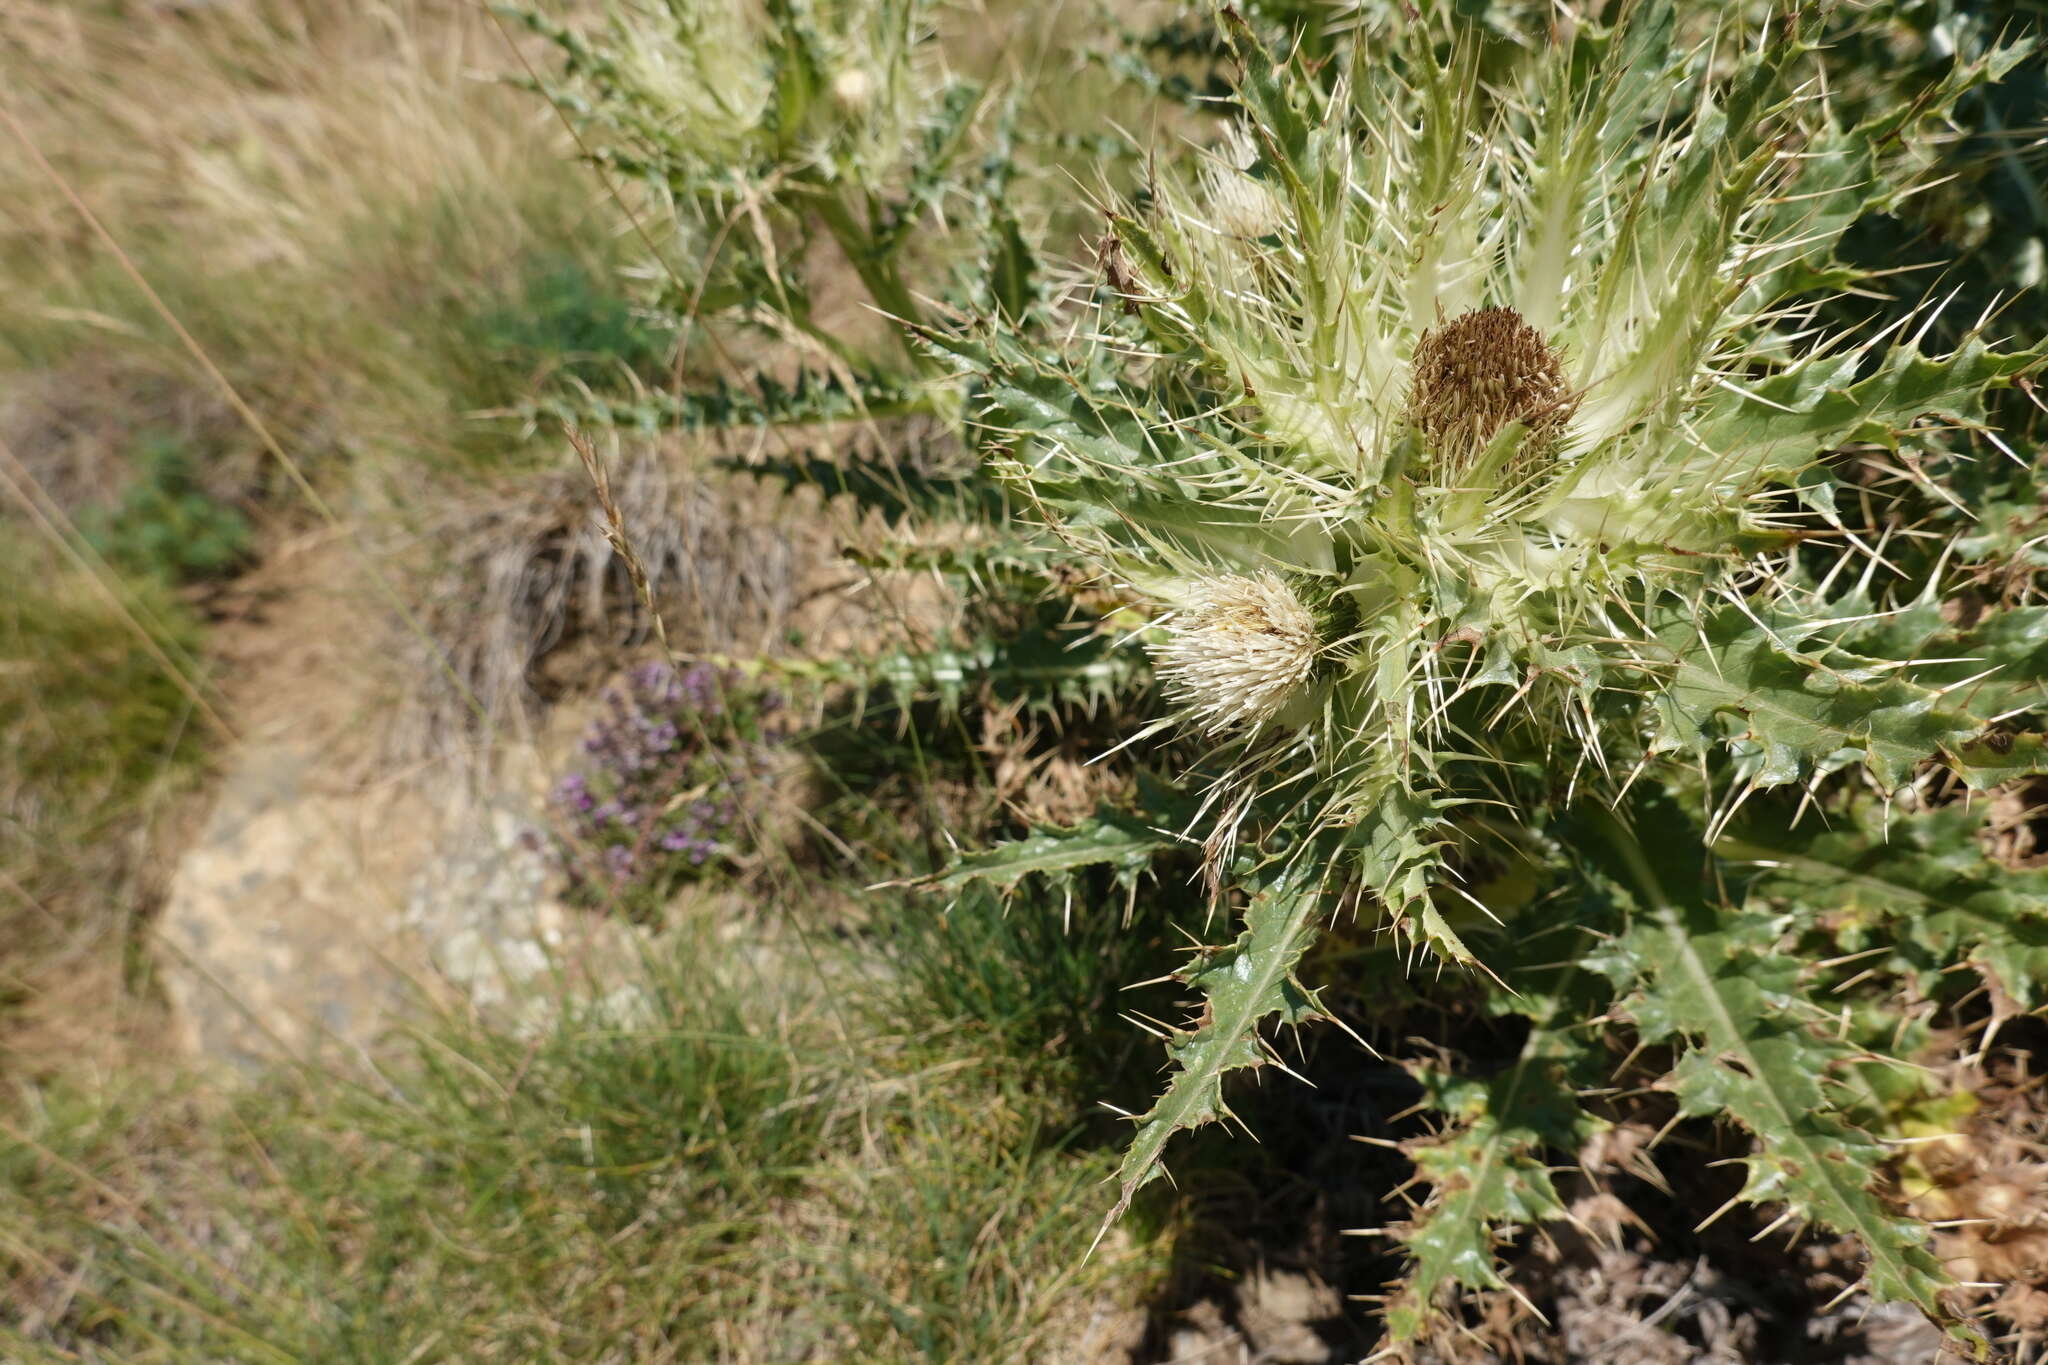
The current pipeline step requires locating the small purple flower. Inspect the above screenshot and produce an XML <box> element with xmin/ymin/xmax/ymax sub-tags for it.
<box><xmin>545</xmin><ymin>659</ymin><xmax>783</xmax><ymax>917</ymax></box>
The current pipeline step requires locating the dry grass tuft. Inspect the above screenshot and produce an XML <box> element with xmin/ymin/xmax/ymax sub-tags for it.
<box><xmin>383</xmin><ymin>436</ymin><xmax>848</xmax><ymax>764</ymax></box>
<box><xmin>2</xmin><ymin>0</ymin><xmax>612</xmax><ymax>476</ymax></box>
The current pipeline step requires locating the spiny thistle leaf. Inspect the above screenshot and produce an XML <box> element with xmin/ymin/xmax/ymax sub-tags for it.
<box><xmin>1388</xmin><ymin>1028</ymin><xmax>1604</xmax><ymax>1340</ymax></box>
<box><xmin>1729</xmin><ymin>804</ymin><xmax>2048</xmax><ymax>1009</ymax></box>
<box><xmin>1646</xmin><ymin>604</ymin><xmax>2043</xmax><ymax>792</ymax></box>
<box><xmin>1948</xmin><ymin>731</ymin><xmax>2048</xmax><ymax>791</ymax></box>
<box><xmin>716</xmin><ymin>448</ymin><xmax>1006</xmax><ymax>527</ymax></box>
<box><xmin>1345</xmin><ymin>783</ymin><xmax>1470</xmax><ymax>968</ymax></box>
<box><xmin>1831</xmin><ymin>600</ymin><xmax>2048</xmax><ymax>719</ymax></box>
<box><xmin>1695</xmin><ymin>338</ymin><xmax>2044</xmax><ymax>475</ymax></box>
<box><xmin>837</xmin><ymin>635</ymin><xmax>1141</xmax><ymax>718</ymax></box>
<box><xmin>1105</xmin><ymin>844</ymin><xmax>1332</xmax><ymax>1225</ymax></box>
<box><xmin>700</xmin><ymin>626</ymin><xmax>1145</xmax><ymax>721</ymax></box>
<box><xmin>525</xmin><ymin>367</ymin><xmax>929</xmax><ymax>435</ymax></box>
<box><xmin>923</xmin><ymin>329</ymin><xmax>1320</xmax><ymax>573</ymax></box>
<box><xmin>917</xmin><ymin>808</ymin><xmax>1179</xmax><ymax>895</ymax></box>
<box><xmin>1587</xmin><ymin>803</ymin><xmax>1963</xmax><ymax>1330</ymax></box>
<box><xmin>842</xmin><ymin>536</ymin><xmax>1069</xmax><ymax>589</ymax></box>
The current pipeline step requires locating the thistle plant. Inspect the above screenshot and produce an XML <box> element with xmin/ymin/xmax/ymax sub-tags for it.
<box><xmin>922</xmin><ymin>3</ymin><xmax>2048</xmax><ymax>1343</ymax></box>
<box><xmin>505</xmin><ymin>0</ymin><xmax>1013</xmax><ymax>404</ymax></box>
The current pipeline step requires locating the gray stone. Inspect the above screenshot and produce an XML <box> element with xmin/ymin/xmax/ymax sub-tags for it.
<box><xmin>157</xmin><ymin>741</ymin><xmax>628</xmax><ymax>1069</ymax></box>
<box><xmin>157</xmin><ymin>744</ymin><xmax>440</xmax><ymax>1069</ymax></box>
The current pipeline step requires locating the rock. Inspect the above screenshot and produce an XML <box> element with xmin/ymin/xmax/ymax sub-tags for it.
<box><xmin>1166</xmin><ymin>1300</ymin><xmax>1242</xmax><ymax>1363</ymax></box>
<box><xmin>402</xmin><ymin>802</ymin><xmax>563</xmax><ymax>1013</ymax></box>
<box><xmin>1236</xmin><ymin>1269</ymin><xmax>1340</xmax><ymax>1364</ymax></box>
<box><xmin>157</xmin><ymin>744</ymin><xmax>440</xmax><ymax>1069</ymax></box>
<box><xmin>157</xmin><ymin>740</ymin><xmax>625</xmax><ymax>1069</ymax></box>
<box><xmin>403</xmin><ymin>798</ymin><xmax>646</xmax><ymax>1037</ymax></box>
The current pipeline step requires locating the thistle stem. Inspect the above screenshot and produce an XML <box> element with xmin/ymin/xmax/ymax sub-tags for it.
<box><xmin>806</xmin><ymin>189</ymin><xmax>938</xmax><ymax>378</ymax></box>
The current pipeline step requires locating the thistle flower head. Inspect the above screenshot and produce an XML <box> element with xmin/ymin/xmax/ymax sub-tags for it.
<box><xmin>537</xmin><ymin>0</ymin><xmax>935</xmax><ymax>193</ymax></box>
<box><xmin>610</xmin><ymin>3</ymin><xmax>770</xmax><ymax>168</ymax></box>
<box><xmin>954</xmin><ymin>5</ymin><xmax>2032</xmax><ymax>894</ymax></box>
<box><xmin>1407</xmin><ymin>307</ymin><xmax>1579</xmax><ymax>477</ymax></box>
<box><xmin>1202</xmin><ymin>121</ymin><xmax>1285</xmax><ymax>241</ymax></box>
<box><xmin>1151</xmin><ymin>572</ymin><xmax>1320</xmax><ymax>737</ymax></box>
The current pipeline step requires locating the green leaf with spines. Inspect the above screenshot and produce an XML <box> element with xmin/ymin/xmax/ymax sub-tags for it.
<box><xmin>1727</xmin><ymin>803</ymin><xmax>2048</xmax><ymax>1010</ymax></box>
<box><xmin>918</xmin><ymin>807</ymin><xmax>1180</xmax><ymax>895</ymax></box>
<box><xmin>1584</xmin><ymin>800</ymin><xmax>1967</xmax><ymax>1334</ymax></box>
<box><xmin>1693</xmin><ymin>337</ymin><xmax>2044</xmax><ymax>476</ymax></box>
<box><xmin>1830</xmin><ymin>600</ymin><xmax>2048</xmax><ymax>719</ymax></box>
<box><xmin>842</xmin><ymin>537</ymin><xmax>1068</xmax><ymax>588</ymax></box>
<box><xmin>1105</xmin><ymin>841</ymin><xmax>1333</xmax><ymax>1224</ymax></box>
<box><xmin>805</xmin><ymin>634</ymin><xmax>1145</xmax><ymax>720</ymax></box>
<box><xmin>924</xmin><ymin>327</ymin><xmax>1328</xmax><ymax>572</ymax></box>
<box><xmin>1645</xmin><ymin>602</ymin><xmax>2048</xmax><ymax>792</ymax></box>
<box><xmin>525</xmin><ymin>367</ymin><xmax>930</xmax><ymax>435</ymax></box>
<box><xmin>1344</xmin><ymin>784</ymin><xmax>1471</xmax><ymax>968</ymax></box>
<box><xmin>1388</xmin><ymin>1026</ymin><xmax>1604</xmax><ymax>1340</ymax></box>
<box><xmin>716</xmin><ymin>448</ymin><xmax>1005</xmax><ymax>528</ymax></box>
<box><xmin>695</xmin><ymin>622</ymin><xmax>1146</xmax><ymax>725</ymax></box>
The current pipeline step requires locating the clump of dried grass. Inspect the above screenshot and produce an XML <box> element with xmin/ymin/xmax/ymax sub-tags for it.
<box><xmin>384</xmin><ymin>435</ymin><xmax>843</xmax><ymax>765</ymax></box>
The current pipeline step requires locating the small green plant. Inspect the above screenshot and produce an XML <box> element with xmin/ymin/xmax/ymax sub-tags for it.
<box><xmin>464</xmin><ymin>251</ymin><xmax>674</xmax><ymax>394</ymax></box>
<box><xmin>80</xmin><ymin>435</ymin><xmax>251</xmax><ymax>586</ymax></box>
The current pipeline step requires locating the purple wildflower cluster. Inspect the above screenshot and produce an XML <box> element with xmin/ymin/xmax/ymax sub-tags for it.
<box><xmin>549</xmin><ymin>661</ymin><xmax>783</xmax><ymax>919</ymax></box>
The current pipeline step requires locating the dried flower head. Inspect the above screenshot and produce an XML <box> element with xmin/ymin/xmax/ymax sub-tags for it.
<box><xmin>1407</xmin><ymin>307</ymin><xmax>1579</xmax><ymax>477</ymax></box>
<box><xmin>1152</xmin><ymin>572</ymin><xmax>1319</xmax><ymax>736</ymax></box>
